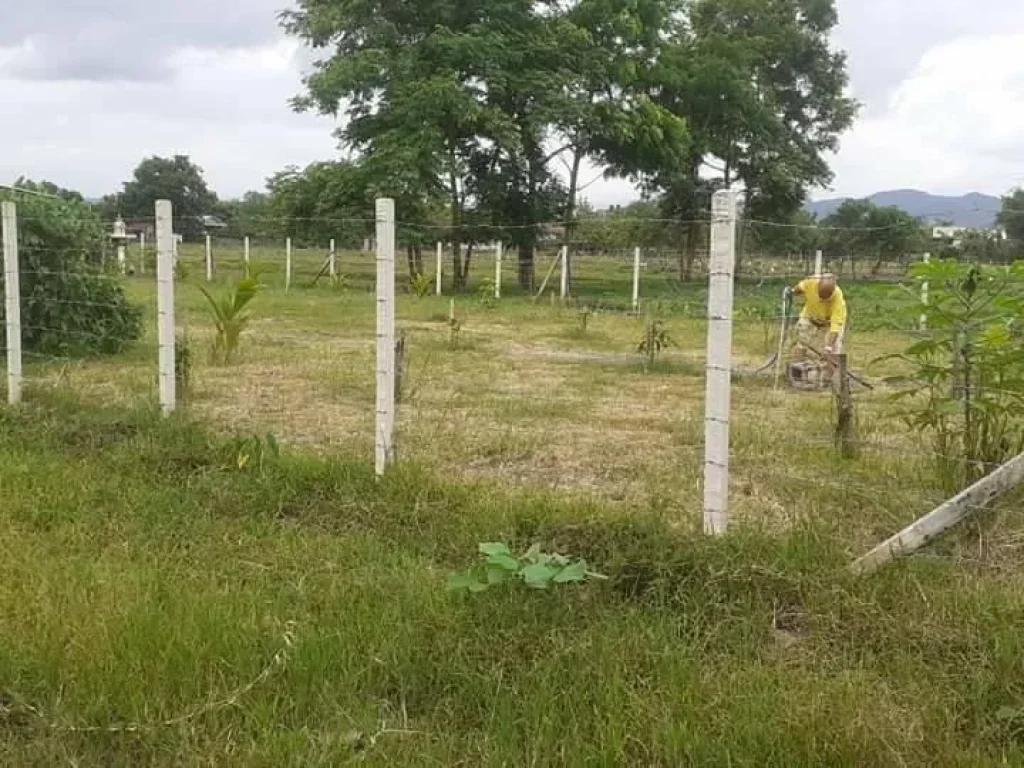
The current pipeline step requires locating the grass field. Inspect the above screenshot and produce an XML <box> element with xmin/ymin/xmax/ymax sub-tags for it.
<box><xmin>3</xmin><ymin>243</ymin><xmax>1024</xmax><ymax>764</ymax></box>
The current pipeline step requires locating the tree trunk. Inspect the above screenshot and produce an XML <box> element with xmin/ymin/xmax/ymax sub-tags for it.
<box><xmin>462</xmin><ymin>242</ymin><xmax>474</xmax><ymax>285</ymax></box>
<box><xmin>407</xmin><ymin>245</ymin><xmax>417</xmax><ymax>280</ymax></box>
<box><xmin>449</xmin><ymin>166</ymin><xmax>464</xmax><ymax>291</ymax></box>
<box><xmin>518</xmin><ymin>243</ymin><xmax>535</xmax><ymax>290</ymax></box>
<box><xmin>563</xmin><ymin>145</ymin><xmax>583</xmax><ymax>294</ymax></box>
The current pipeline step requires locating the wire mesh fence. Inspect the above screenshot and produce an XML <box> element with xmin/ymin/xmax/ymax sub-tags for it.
<box><xmin>3</xmin><ymin>196</ymin><xmax>1023</xmax><ymax>549</ymax></box>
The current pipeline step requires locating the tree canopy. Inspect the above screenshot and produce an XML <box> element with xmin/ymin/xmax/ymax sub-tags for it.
<box><xmin>997</xmin><ymin>188</ymin><xmax>1024</xmax><ymax>244</ymax></box>
<box><xmin>105</xmin><ymin>156</ymin><xmax>219</xmax><ymax>239</ymax></box>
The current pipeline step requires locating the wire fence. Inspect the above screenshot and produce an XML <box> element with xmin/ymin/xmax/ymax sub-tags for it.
<box><xmin>3</xmin><ymin>196</ymin><xmax>1023</xmax><ymax>557</ymax></box>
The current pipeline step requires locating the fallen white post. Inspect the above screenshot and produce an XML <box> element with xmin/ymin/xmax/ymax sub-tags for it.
<box><xmin>2</xmin><ymin>201</ymin><xmax>22</xmax><ymax>405</ymax></box>
<box><xmin>156</xmin><ymin>200</ymin><xmax>176</xmax><ymax>415</ymax></box>
<box><xmin>703</xmin><ymin>187</ymin><xmax>738</xmax><ymax>536</ymax></box>
<box><xmin>375</xmin><ymin>198</ymin><xmax>396</xmax><ymax>476</ymax></box>
<box><xmin>852</xmin><ymin>451</ymin><xmax>1024</xmax><ymax>575</ymax></box>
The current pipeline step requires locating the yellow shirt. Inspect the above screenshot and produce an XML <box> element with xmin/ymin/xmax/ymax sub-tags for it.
<box><xmin>796</xmin><ymin>278</ymin><xmax>847</xmax><ymax>332</ymax></box>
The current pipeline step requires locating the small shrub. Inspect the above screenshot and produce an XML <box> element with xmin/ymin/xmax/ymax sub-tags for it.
<box><xmin>477</xmin><ymin>279</ymin><xmax>497</xmax><ymax>309</ymax></box>
<box><xmin>410</xmin><ymin>272</ymin><xmax>433</xmax><ymax>298</ymax></box>
<box><xmin>447</xmin><ymin>542</ymin><xmax>606</xmax><ymax>593</ymax></box>
<box><xmin>329</xmin><ymin>272</ymin><xmax>349</xmax><ymax>292</ymax></box>
<box><xmin>577</xmin><ymin>308</ymin><xmax>592</xmax><ymax>335</ymax></box>
<box><xmin>638</xmin><ymin>318</ymin><xmax>674</xmax><ymax>371</ymax></box>
<box><xmin>200</xmin><ymin>270</ymin><xmax>262</xmax><ymax>364</ymax></box>
<box><xmin>0</xmin><ymin>186</ymin><xmax>143</xmax><ymax>357</ymax></box>
<box><xmin>879</xmin><ymin>259</ymin><xmax>1024</xmax><ymax>492</ymax></box>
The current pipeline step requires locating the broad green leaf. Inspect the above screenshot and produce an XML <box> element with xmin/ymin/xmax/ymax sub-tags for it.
<box><xmin>553</xmin><ymin>561</ymin><xmax>588</xmax><ymax>583</ymax></box>
<box><xmin>486</xmin><ymin>554</ymin><xmax>521</xmax><ymax>571</ymax></box>
<box><xmin>446</xmin><ymin>572</ymin><xmax>477</xmax><ymax>592</ymax></box>
<box><xmin>478</xmin><ymin>542</ymin><xmax>511</xmax><ymax>557</ymax></box>
<box><xmin>521</xmin><ymin>563</ymin><xmax>557</xmax><ymax>588</ymax></box>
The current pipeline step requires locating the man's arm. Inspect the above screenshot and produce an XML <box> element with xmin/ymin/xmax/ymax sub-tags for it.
<box><xmin>789</xmin><ymin>279</ymin><xmax>809</xmax><ymax>298</ymax></box>
<box><xmin>826</xmin><ymin>291</ymin><xmax>848</xmax><ymax>352</ymax></box>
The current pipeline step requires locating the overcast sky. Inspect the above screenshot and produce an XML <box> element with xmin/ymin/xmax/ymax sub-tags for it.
<box><xmin>2</xmin><ymin>1</ymin><xmax>1024</xmax><ymax>206</ymax></box>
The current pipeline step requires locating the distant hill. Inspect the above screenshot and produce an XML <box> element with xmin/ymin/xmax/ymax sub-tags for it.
<box><xmin>807</xmin><ymin>190</ymin><xmax>1002</xmax><ymax>229</ymax></box>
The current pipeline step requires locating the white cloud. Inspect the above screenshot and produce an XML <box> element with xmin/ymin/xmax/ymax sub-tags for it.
<box><xmin>0</xmin><ymin>40</ymin><xmax>340</xmax><ymax>199</ymax></box>
<box><xmin>820</xmin><ymin>33</ymin><xmax>1024</xmax><ymax>199</ymax></box>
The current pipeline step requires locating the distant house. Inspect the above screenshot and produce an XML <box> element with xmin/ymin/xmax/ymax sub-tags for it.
<box><xmin>932</xmin><ymin>225</ymin><xmax>1006</xmax><ymax>247</ymax></box>
<box><xmin>201</xmin><ymin>215</ymin><xmax>227</xmax><ymax>231</ymax></box>
<box><xmin>124</xmin><ymin>219</ymin><xmax>155</xmax><ymax>239</ymax></box>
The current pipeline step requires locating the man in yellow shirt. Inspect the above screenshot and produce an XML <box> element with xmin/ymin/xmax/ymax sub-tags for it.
<box><xmin>785</xmin><ymin>273</ymin><xmax>847</xmax><ymax>383</ymax></box>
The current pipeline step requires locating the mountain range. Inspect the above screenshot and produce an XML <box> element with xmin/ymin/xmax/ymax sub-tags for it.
<box><xmin>806</xmin><ymin>189</ymin><xmax>1002</xmax><ymax>229</ymax></box>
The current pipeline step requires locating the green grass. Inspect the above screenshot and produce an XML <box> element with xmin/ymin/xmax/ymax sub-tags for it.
<box><xmin>5</xmin><ymin>243</ymin><xmax>1024</xmax><ymax>762</ymax></box>
<box><xmin>1</xmin><ymin>397</ymin><xmax>1024</xmax><ymax>765</ymax></box>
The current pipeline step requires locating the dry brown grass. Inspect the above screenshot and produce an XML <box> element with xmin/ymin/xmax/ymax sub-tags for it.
<box><xmin>20</xmin><ymin>280</ymin><xmax>967</xmax><ymax>540</ymax></box>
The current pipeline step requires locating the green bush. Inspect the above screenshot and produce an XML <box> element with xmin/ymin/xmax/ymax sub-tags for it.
<box><xmin>0</xmin><ymin>187</ymin><xmax>142</xmax><ymax>357</ymax></box>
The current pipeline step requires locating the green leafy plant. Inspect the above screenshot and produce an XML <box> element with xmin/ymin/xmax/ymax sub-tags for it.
<box><xmin>638</xmin><ymin>318</ymin><xmax>674</xmax><ymax>371</ymax></box>
<box><xmin>477</xmin><ymin>279</ymin><xmax>497</xmax><ymax>309</ymax></box>
<box><xmin>199</xmin><ymin>271</ymin><xmax>262</xmax><ymax>364</ymax></box>
<box><xmin>329</xmin><ymin>272</ymin><xmax>349</xmax><ymax>292</ymax></box>
<box><xmin>447</xmin><ymin>542</ymin><xmax>606</xmax><ymax>593</ymax></box>
<box><xmin>410</xmin><ymin>272</ymin><xmax>433</xmax><ymax>298</ymax></box>
<box><xmin>0</xmin><ymin>186</ymin><xmax>143</xmax><ymax>357</ymax></box>
<box><xmin>576</xmin><ymin>307</ymin><xmax>592</xmax><ymax>335</ymax></box>
<box><xmin>878</xmin><ymin>259</ymin><xmax>1024</xmax><ymax>492</ymax></box>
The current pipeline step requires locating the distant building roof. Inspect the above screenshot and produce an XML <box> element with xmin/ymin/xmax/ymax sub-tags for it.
<box><xmin>201</xmin><ymin>215</ymin><xmax>227</xmax><ymax>229</ymax></box>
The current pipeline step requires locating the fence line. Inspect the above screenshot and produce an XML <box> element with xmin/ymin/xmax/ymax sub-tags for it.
<box><xmin>1</xmin><ymin>195</ymin><xmax>1019</xmax><ymax>547</ymax></box>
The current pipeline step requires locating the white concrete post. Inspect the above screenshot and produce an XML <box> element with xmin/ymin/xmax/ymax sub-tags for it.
<box><xmin>117</xmin><ymin>243</ymin><xmax>127</xmax><ymax>275</ymax></box>
<box><xmin>2</xmin><ymin>202</ymin><xmax>22</xmax><ymax>405</ymax></box>
<box><xmin>920</xmin><ymin>252</ymin><xmax>931</xmax><ymax>331</ymax></box>
<box><xmin>632</xmin><ymin>246</ymin><xmax>642</xmax><ymax>312</ymax></box>
<box><xmin>329</xmin><ymin>238</ymin><xmax>336</xmax><ymax>278</ymax></box>
<box><xmin>139</xmin><ymin>232</ymin><xmax>146</xmax><ymax>275</ymax></box>
<box><xmin>205</xmin><ymin>234</ymin><xmax>213</xmax><ymax>282</ymax></box>
<box><xmin>285</xmin><ymin>237</ymin><xmax>293</xmax><ymax>291</ymax></box>
<box><xmin>703</xmin><ymin>188</ymin><xmax>738</xmax><ymax>536</ymax></box>
<box><xmin>814</xmin><ymin>249</ymin><xmax>823</xmax><ymax>275</ymax></box>
<box><xmin>156</xmin><ymin>200</ymin><xmax>176</xmax><ymax>416</ymax></box>
<box><xmin>375</xmin><ymin>198</ymin><xmax>396</xmax><ymax>476</ymax></box>
<box><xmin>435</xmin><ymin>242</ymin><xmax>443</xmax><ymax>295</ymax></box>
<box><xmin>495</xmin><ymin>242</ymin><xmax>503</xmax><ymax>299</ymax></box>
<box><xmin>244</xmin><ymin>236</ymin><xmax>251</xmax><ymax>268</ymax></box>
<box><xmin>560</xmin><ymin>245</ymin><xmax>569</xmax><ymax>300</ymax></box>
<box><xmin>363</xmin><ymin>238</ymin><xmax>371</xmax><ymax>253</ymax></box>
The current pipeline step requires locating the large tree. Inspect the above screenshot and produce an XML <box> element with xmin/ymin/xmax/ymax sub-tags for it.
<box><xmin>997</xmin><ymin>188</ymin><xmax>1024</xmax><ymax>244</ymax></box>
<box><xmin>634</xmin><ymin>0</ymin><xmax>856</xmax><ymax>277</ymax></box>
<box><xmin>110</xmin><ymin>155</ymin><xmax>219</xmax><ymax>239</ymax></box>
<box><xmin>821</xmin><ymin>199</ymin><xmax>926</xmax><ymax>277</ymax></box>
<box><xmin>282</xmin><ymin>0</ymin><xmax>688</xmax><ymax>291</ymax></box>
